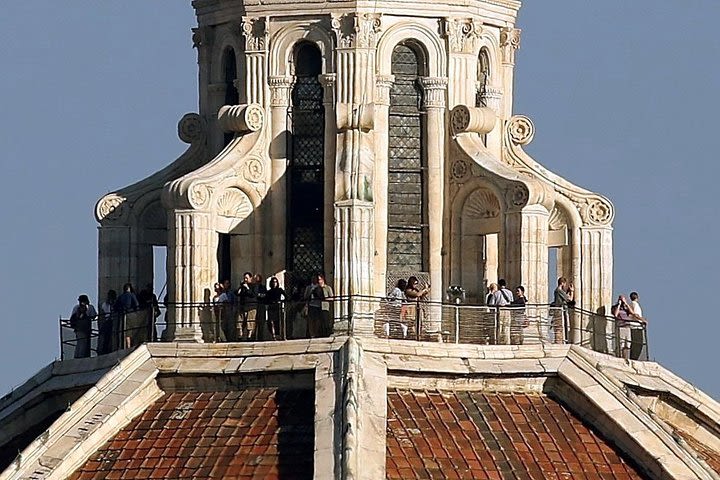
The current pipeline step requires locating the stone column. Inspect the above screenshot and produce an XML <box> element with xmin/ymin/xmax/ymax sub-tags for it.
<box><xmin>503</xmin><ymin>203</ymin><xmax>549</xmax><ymax>305</ymax></box>
<box><xmin>207</xmin><ymin>83</ymin><xmax>228</xmax><ymax>154</ymax></box>
<box><xmin>167</xmin><ymin>210</ymin><xmax>217</xmax><ymax>342</ymax></box>
<box><xmin>319</xmin><ymin>74</ymin><xmax>337</xmax><ymax>283</ymax></box>
<box><xmin>240</xmin><ymin>17</ymin><xmax>267</xmax><ymax>106</ymax></box>
<box><xmin>268</xmin><ymin>76</ymin><xmax>293</xmax><ymax>276</ymax></box>
<box><xmin>419</xmin><ymin>77</ymin><xmax>448</xmax><ymax>302</ymax></box>
<box><xmin>373</xmin><ymin>74</ymin><xmax>394</xmax><ymax>296</ymax></box>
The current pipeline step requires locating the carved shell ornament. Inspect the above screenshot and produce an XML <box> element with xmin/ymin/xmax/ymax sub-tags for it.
<box><xmin>177</xmin><ymin>113</ymin><xmax>205</xmax><ymax>144</ymax></box>
<box><xmin>216</xmin><ymin>188</ymin><xmax>252</xmax><ymax>219</ymax></box>
<box><xmin>96</xmin><ymin>194</ymin><xmax>127</xmax><ymax>222</ymax></box>
<box><xmin>464</xmin><ymin>188</ymin><xmax>500</xmax><ymax>219</ymax></box>
<box><xmin>507</xmin><ymin>115</ymin><xmax>535</xmax><ymax>145</ymax></box>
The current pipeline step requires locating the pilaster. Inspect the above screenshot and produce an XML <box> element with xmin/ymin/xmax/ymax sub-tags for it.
<box><xmin>419</xmin><ymin>76</ymin><xmax>448</xmax><ymax>302</ymax></box>
<box><xmin>443</xmin><ymin>17</ymin><xmax>481</xmax><ymax>108</ymax></box>
<box><xmin>240</xmin><ymin>17</ymin><xmax>268</xmax><ymax>105</ymax></box>
<box><xmin>503</xmin><ymin>204</ymin><xmax>550</xmax><ymax>305</ymax></box>
<box><xmin>578</xmin><ymin>226</ymin><xmax>613</xmax><ymax>347</ymax></box>
<box><xmin>373</xmin><ymin>74</ymin><xmax>394</xmax><ymax>296</ymax></box>
<box><xmin>319</xmin><ymin>74</ymin><xmax>338</xmax><ymax>282</ymax></box>
<box><xmin>98</xmin><ymin>225</ymin><xmax>133</xmax><ymax>303</ymax></box>
<box><xmin>499</xmin><ymin>27</ymin><xmax>521</xmax><ymax>118</ymax></box>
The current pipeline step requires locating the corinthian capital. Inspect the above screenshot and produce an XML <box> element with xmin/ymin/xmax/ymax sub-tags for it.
<box><xmin>443</xmin><ymin>17</ymin><xmax>482</xmax><ymax>54</ymax></box>
<box><xmin>268</xmin><ymin>76</ymin><xmax>293</xmax><ymax>107</ymax></box>
<box><xmin>241</xmin><ymin>16</ymin><xmax>267</xmax><ymax>52</ymax></box>
<box><xmin>500</xmin><ymin>27</ymin><xmax>521</xmax><ymax>65</ymax></box>
<box><xmin>331</xmin><ymin>13</ymin><xmax>382</xmax><ymax>49</ymax></box>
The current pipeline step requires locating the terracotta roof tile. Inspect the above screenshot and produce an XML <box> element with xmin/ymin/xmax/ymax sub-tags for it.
<box><xmin>69</xmin><ymin>387</ymin><xmax>314</xmax><ymax>479</ymax></box>
<box><xmin>387</xmin><ymin>390</ymin><xmax>649</xmax><ymax>480</ymax></box>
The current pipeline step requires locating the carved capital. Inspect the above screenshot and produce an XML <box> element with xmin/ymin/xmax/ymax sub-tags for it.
<box><xmin>318</xmin><ymin>73</ymin><xmax>336</xmax><ymax>105</ymax></box>
<box><xmin>331</xmin><ymin>13</ymin><xmax>382</xmax><ymax>49</ymax></box>
<box><xmin>375</xmin><ymin>74</ymin><xmax>395</xmax><ymax>106</ymax></box>
<box><xmin>177</xmin><ymin>113</ymin><xmax>206</xmax><ymax>144</ymax></box>
<box><xmin>477</xmin><ymin>85</ymin><xmax>503</xmax><ymax>112</ymax></box>
<box><xmin>268</xmin><ymin>76</ymin><xmax>293</xmax><ymax>107</ymax></box>
<box><xmin>500</xmin><ymin>27</ymin><xmax>521</xmax><ymax>65</ymax></box>
<box><xmin>442</xmin><ymin>17</ymin><xmax>482</xmax><ymax>54</ymax></box>
<box><xmin>419</xmin><ymin>77</ymin><xmax>448</xmax><ymax>109</ymax></box>
<box><xmin>240</xmin><ymin>16</ymin><xmax>267</xmax><ymax>52</ymax></box>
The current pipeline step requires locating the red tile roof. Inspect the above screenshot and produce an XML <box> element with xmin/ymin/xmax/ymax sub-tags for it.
<box><xmin>69</xmin><ymin>388</ymin><xmax>314</xmax><ymax>480</ymax></box>
<box><xmin>386</xmin><ymin>389</ymin><xmax>648</xmax><ymax>479</ymax></box>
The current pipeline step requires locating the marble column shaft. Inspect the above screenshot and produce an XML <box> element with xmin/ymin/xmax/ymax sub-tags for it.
<box><xmin>503</xmin><ymin>205</ymin><xmax>549</xmax><ymax>305</ymax></box>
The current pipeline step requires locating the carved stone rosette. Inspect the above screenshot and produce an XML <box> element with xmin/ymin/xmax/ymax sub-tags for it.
<box><xmin>177</xmin><ymin>113</ymin><xmax>206</xmax><ymax>144</ymax></box>
<box><xmin>500</xmin><ymin>27</ymin><xmax>522</xmax><ymax>65</ymax></box>
<box><xmin>443</xmin><ymin>17</ymin><xmax>481</xmax><ymax>54</ymax></box>
<box><xmin>507</xmin><ymin>115</ymin><xmax>535</xmax><ymax>145</ymax></box>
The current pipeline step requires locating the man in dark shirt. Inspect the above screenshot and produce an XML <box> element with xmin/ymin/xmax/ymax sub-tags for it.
<box><xmin>114</xmin><ymin>283</ymin><xmax>140</xmax><ymax>349</ymax></box>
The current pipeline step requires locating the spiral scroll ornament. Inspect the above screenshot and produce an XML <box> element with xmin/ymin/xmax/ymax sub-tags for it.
<box><xmin>177</xmin><ymin>113</ymin><xmax>205</xmax><ymax>144</ymax></box>
<box><xmin>96</xmin><ymin>195</ymin><xmax>127</xmax><ymax>222</ymax></box>
<box><xmin>507</xmin><ymin>115</ymin><xmax>535</xmax><ymax>145</ymax></box>
<box><xmin>189</xmin><ymin>183</ymin><xmax>212</xmax><ymax>210</ymax></box>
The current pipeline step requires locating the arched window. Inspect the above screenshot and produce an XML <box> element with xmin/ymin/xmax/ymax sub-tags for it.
<box><xmin>223</xmin><ymin>49</ymin><xmax>239</xmax><ymax>146</ymax></box>
<box><xmin>476</xmin><ymin>48</ymin><xmax>491</xmax><ymax>108</ymax></box>
<box><xmin>387</xmin><ymin>42</ymin><xmax>427</xmax><ymax>276</ymax></box>
<box><xmin>288</xmin><ymin>43</ymin><xmax>325</xmax><ymax>282</ymax></box>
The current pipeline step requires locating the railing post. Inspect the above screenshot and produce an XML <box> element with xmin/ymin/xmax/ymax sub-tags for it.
<box><xmin>415</xmin><ymin>300</ymin><xmax>421</xmax><ymax>341</ymax></box>
<box><xmin>494</xmin><ymin>307</ymin><xmax>499</xmax><ymax>345</ymax></box>
<box><xmin>454</xmin><ymin>304</ymin><xmax>460</xmax><ymax>344</ymax></box>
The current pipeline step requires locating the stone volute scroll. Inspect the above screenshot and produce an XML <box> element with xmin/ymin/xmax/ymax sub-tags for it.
<box><xmin>218</xmin><ymin>104</ymin><xmax>264</xmax><ymax>134</ymax></box>
<box><xmin>450</xmin><ymin>105</ymin><xmax>497</xmax><ymax>136</ymax></box>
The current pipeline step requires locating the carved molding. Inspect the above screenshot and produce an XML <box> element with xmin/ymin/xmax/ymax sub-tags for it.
<box><xmin>177</xmin><ymin>113</ymin><xmax>206</xmax><ymax>144</ymax></box>
<box><xmin>318</xmin><ymin>73</ymin><xmax>336</xmax><ymax>105</ymax></box>
<box><xmin>442</xmin><ymin>18</ymin><xmax>482</xmax><ymax>54</ymax></box>
<box><xmin>240</xmin><ymin>17</ymin><xmax>267</xmax><ymax>52</ymax></box>
<box><xmin>419</xmin><ymin>77</ymin><xmax>448</xmax><ymax>109</ymax></box>
<box><xmin>500</xmin><ymin>27</ymin><xmax>521</xmax><ymax>65</ymax></box>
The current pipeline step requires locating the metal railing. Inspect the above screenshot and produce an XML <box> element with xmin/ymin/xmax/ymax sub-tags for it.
<box><xmin>59</xmin><ymin>296</ymin><xmax>648</xmax><ymax>361</ymax></box>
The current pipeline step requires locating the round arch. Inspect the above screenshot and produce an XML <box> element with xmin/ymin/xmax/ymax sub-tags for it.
<box><xmin>270</xmin><ymin>23</ymin><xmax>334</xmax><ymax>77</ymax></box>
<box><xmin>210</xmin><ymin>29</ymin><xmax>243</xmax><ymax>83</ymax></box>
<box><xmin>377</xmin><ymin>22</ymin><xmax>446</xmax><ymax>77</ymax></box>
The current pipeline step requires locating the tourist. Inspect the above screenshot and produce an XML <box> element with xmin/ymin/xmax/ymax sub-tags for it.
<box><xmin>97</xmin><ymin>290</ymin><xmax>116</xmax><ymax>355</ymax></box>
<box><xmin>385</xmin><ymin>278</ymin><xmax>408</xmax><ymax>338</ymax></box>
<box><xmin>492</xmin><ymin>279</ymin><xmax>514</xmax><ymax>344</ymax></box>
<box><xmin>253</xmin><ymin>274</ymin><xmax>268</xmax><ymax>340</ymax></box>
<box><xmin>485</xmin><ymin>283</ymin><xmax>498</xmax><ymax>305</ymax></box>
<box><xmin>612</xmin><ymin>295</ymin><xmax>636</xmax><ymax>360</ymax></box>
<box><xmin>237</xmin><ymin>272</ymin><xmax>256</xmax><ymax>340</ymax></box>
<box><xmin>629</xmin><ymin>291</ymin><xmax>647</xmax><ymax>360</ymax></box>
<box><xmin>265</xmin><ymin>277</ymin><xmax>286</xmax><ymax>340</ymax></box>
<box><xmin>115</xmin><ymin>283</ymin><xmax>140</xmax><ymax>349</ymax></box>
<box><xmin>404</xmin><ymin>276</ymin><xmax>430</xmax><ymax>335</ymax></box>
<box><xmin>551</xmin><ymin>277</ymin><xmax>574</xmax><ymax>344</ymax></box>
<box><xmin>307</xmin><ymin>273</ymin><xmax>334</xmax><ymax>338</ymax></box>
<box><xmin>510</xmin><ymin>286</ymin><xmax>527</xmax><ymax>345</ymax></box>
<box><xmin>219</xmin><ymin>279</ymin><xmax>236</xmax><ymax>341</ymax></box>
<box><xmin>210</xmin><ymin>283</ymin><xmax>227</xmax><ymax>342</ymax></box>
<box><xmin>138</xmin><ymin>284</ymin><xmax>161</xmax><ymax>342</ymax></box>
<box><xmin>70</xmin><ymin>295</ymin><xmax>97</xmax><ymax>359</ymax></box>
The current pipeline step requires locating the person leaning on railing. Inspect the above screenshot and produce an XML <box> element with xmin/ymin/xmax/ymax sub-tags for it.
<box><xmin>306</xmin><ymin>273</ymin><xmax>334</xmax><ymax>338</ymax></box>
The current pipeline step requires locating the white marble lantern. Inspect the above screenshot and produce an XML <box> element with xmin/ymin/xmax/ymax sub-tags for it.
<box><xmin>95</xmin><ymin>0</ymin><xmax>614</xmax><ymax>343</ymax></box>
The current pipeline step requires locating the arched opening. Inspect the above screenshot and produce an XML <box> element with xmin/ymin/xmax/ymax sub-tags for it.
<box><xmin>287</xmin><ymin>42</ymin><xmax>325</xmax><ymax>283</ymax></box>
<box><xmin>386</xmin><ymin>42</ymin><xmax>428</xmax><ymax>280</ymax></box>
<box><xmin>458</xmin><ymin>187</ymin><xmax>501</xmax><ymax>303</ymax></box>
<box><xmin>223</xmin><ymin>48</ymin><xmax>239</xmax><ymax>146</ymax></box>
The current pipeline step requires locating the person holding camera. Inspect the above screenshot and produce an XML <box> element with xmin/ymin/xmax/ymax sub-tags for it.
<box><xmin>70</xmin><ymin>295</ymin><xmax>97</xmax><ymax>358</ymax></box>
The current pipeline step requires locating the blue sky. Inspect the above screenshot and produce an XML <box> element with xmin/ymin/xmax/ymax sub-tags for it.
<box><xmin>0</xmin><ymin>2</ymin><xmax>717</xmax><ymax>399</ymax></box>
